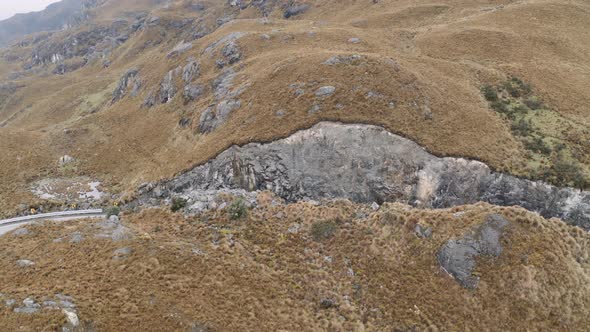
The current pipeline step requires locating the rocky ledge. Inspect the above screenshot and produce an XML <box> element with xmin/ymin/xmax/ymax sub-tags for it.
<box><xmin>134</xmin><ymin>122</ymin><xmax>589</xmax><ymax>230</ymax></box>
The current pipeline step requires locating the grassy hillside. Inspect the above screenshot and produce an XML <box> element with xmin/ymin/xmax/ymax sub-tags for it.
<box><xmin>0</xmin><ymin>200</ymin><xmax>588</xmax><ymax>330</ymax></box>
<box><xmin>0</xmin><ymin>0</ymin><xmax>588</xmax><ymax>214</ymax></box>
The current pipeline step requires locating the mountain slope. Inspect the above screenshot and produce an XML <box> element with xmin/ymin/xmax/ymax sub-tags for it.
<box><xmin>0</xmin><ymin>0</ymin><xmax>588</xmax><ymax>215</ymax></box>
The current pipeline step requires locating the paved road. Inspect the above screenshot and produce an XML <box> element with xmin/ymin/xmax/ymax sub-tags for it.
<box><xmin>0</xmin><ymin>209</ymin><xmax>105</xmax><ymax>235</ymax></box>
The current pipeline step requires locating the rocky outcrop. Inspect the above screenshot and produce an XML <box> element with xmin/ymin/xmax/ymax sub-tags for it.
<box><xmin>134</xmin><ymin>122</ymin><xmax>590</xmax><ymax>230</ymax></box>
<box><xmin>198</xmin><ymin>99</ymin><xmax>241</xmax><ymax>133</ymax></box>
<box><xmin>159</xmin><ymin>67</ymin><xmax>181</xmax><ymax>103</ymax></box>
<box><xmin>284</xmin><ymin>4</ymin><xmax>310</xmax><ymax>18</ymax></box>
<box><xmin>437</xmin><ymin>214</ymin><xmax>510</xmax><ymax>288</ymax></box>
<box><xmin>29</xmin><ymin>21</ymin><xmax>130</xmax><ymax>69</ymax></box>
<box><xmin>112</xmin><ymin>68</ymin><xmax>141</xmax><ymax>102</ymax></box>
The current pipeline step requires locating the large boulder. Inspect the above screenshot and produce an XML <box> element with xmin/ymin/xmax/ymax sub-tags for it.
<box><xmin>436</xmin><ymin>214</ymin><xmax>510</xmax><ymax>289</ymax></box>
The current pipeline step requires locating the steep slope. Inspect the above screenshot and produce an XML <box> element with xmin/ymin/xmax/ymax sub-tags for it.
<box><xmin>0</xmin><ymin>0</ymin><xmax>588</xmax><ymax>216</ymax></box>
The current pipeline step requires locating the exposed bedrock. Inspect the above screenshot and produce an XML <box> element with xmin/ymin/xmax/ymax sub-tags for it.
<box><xmin>136</xmin><ymin>122</ymin><xmax>589</xmax><ymax>230</ymax></box>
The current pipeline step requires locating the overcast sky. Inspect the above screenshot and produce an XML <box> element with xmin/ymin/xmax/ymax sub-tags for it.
<box><xmin>0</xmin><ymin>0</ymin><xmax>60</xmax><ymax>21</ymax></box>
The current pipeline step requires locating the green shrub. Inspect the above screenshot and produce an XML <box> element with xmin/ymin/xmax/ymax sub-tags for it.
<box><xmin>310</xmin><ymin>221</ymin><xmax>338</xmax><ymax>241</ymax></box>
<box><xmin>491</xmin><ymin>101</ymin><xmax>509</xmax><ymax>114</ymax></box>
<box><xmin>553</xmin><ymin>159</ymin><xmax>584</xmax><ymax>185</ymax></box>
<box><xmin>524</xmin><ymin>96</ymin><xmax>543</xmax><ymax>110</ymax></box>
<box><xmin>228</xmin><ymin>198</ymin><xmax>248</xmax><ymax>220</ymax></box>
<box><xmin>524</xmin><ymin>137</ymin><xmax>551</xmax><ymax>155</ymax></box>
<box><xmin>481</xmin><ymin>85</ymin><xmax>498</xmax><ymax>102</ymax></box>
<box><xmin>171</xmin><ymin>197</ymin><xmax>188</xmax><ymax>212</ymax></box>
<box><xmin>507</xmin><ymin>77</ymin><xmax>532</xmax><ymax>97</ymax></box>
<box><xmin>511</xmin><ymin>119</ymin><xmax>533</xmax><ymax>137</ymax></box>
<box><xmin>104</xmin><ymin>206</ymin><xmax>120</xmax><ymax>218</ymax></box>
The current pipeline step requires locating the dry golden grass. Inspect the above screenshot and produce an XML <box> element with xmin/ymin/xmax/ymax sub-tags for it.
<box><xmin>0</xmin><ymin>0</ymin><xmax>589</xmax><ymax>214</ymax></box>
<box><xmin>0</xmin><ymin>200</ymin><xmax>587</xmax><ymax>330</ymax></box>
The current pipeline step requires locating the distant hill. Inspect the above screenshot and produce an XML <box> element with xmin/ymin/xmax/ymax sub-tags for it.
<box><xmin>0</xmin><ymin>0</ymin><xmax>102</xmax><ymax>47</ymax></box>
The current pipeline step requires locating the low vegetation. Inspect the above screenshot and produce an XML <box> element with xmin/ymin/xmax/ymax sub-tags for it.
<box><xmin>228</xmin><ymin>198</ymin><xmax>248</xmax><ymax>220</ymax></box>
<box><xmin>170</xmin><ymin>197</ymin><xmax>187</xmax><ymax>212</ymax></box>
<box><xmin>103</xmin><ymin>205</ymin><xmax>120</xmax><ymax>218</ymax></box>
<box><xmin>482</xmin><ymin>77</ymin><xmax>589</xmax><ymax>189</ymax></box>
<box><xmin>310</xmin><ymin>220</ymin><xmax>338</xmax><ymax>241</ymax></box>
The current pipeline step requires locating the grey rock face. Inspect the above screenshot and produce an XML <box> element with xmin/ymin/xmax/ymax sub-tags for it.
<box><xmin>284</xmin><ymin>4</ymin><xmax>310</xmax><ymax>18</ymax></box>
<box><xmin>437</xmin><ymin>214</ymin><xmax>510</xmax><ymax>288</ymax></box>
<box><xmin>112</xmin><ymin>68</ymin><xmax>140</xmax><ymax>102</ymax></box>
<box><xmin>220</xmin><ymin>41</ymin><xmax>242</xmax><ymax>65</ymax></box>
<box><xmin>134</xmin><ymin>122</ymin><xmax>590</xmax><ymax>230</ymax></box>
<box><xmin>159</xmin><ymin>68</ymin><xmax>179</xmax><ymax>103</ymax></box>
<box><xmin>184</xmin><ymin>84</ymin><xmax>205</xmax><ymax>102</ymax></box>
<box><xmin>142</xmin><ymin>90</ymin><xmax>156</xmax><ymax>108</ymax></box>
<box><xmin>182</xmin><ymin>60</ymin><xmax>200</xmax><ymax>83</ymax></box>
<box><xmin>198</xmin><ymin>99</ymin><xmax>241</xmax><ymax>133</ymax></box>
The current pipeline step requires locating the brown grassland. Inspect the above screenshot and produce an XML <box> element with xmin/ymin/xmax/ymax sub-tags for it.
<box><xmin>0</xmin><ymin>0</ymin><xmax>589</xmax><ymax>214</ymax></box>
<box><xmin>0</xmin><ymin>199</ymin><xmax>588</xmax><ymax>331</ymax></box>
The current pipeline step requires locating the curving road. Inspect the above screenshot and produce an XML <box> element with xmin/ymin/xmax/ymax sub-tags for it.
<box><xmin>0</xmin><ymin>209</ymin><xmax>105</xmax><ymax>235</ymax></box>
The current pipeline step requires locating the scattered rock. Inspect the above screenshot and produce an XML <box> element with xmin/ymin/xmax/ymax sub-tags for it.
<box><xmin>14</xmin><ymin>298</ymin><xmax>41</xmax><ymax>314</ymax></box>
<box><xmin>260</xmin><ymin>34</ymin><xmax>271</xmax><ymax>40</ymax></box>
<box><xmin>62</xmin><ymin>308</ymin><xmax>80</xmax><ymax>328</ymax></box>
<box><xmin>308</xmin><ymin>104</ymin><xmax>321</xmax><ymax>114</ymax></box>
<box><xmin>315</xmin><ymin>86</ymin><xmax>336</xmax><ymax>97</ymax></box>
<box><xmin>5</xmin><ymin>299</ymin><xmax>15</xmax><ymax>308</ymax></box>
<box><xmin>13</xmin><ymin>227</ymin><xmax>30</xmax><ymax>237</ymax></box>
<box><xmin>69</xmin><ymin>232</ymin><xmax>84</xmax><ymax>243</ymax></box>
<box><xmin>348</xmin><ymin>37</ymin><xmax>361</xmax><ymax>43</ymax></box>
<box><xmin>323</xmin><ymin>54</ymin><xmax>363</xmax><ymax>65</ymax></box>
<box><xmin>371</xmin><ymin>202</ymin><xmax>380</xmax><ymax>211</ymax></box>
<box><xmin>190</xmin><ymin>322</ymin><xmax>209</xmax><ymax>332</ymax></box>
<box><xmin>437</xmin><ymin>214</ymin><xmax>510</xmax><ymax>289</ymax></box>
<box><xmin>414</xmin><ymin>224</ymin><xmax>432</xmax><ymax>238</ymax></box>
<box><xmin>113</xmin><ymin>247</ymin><xmax>132</xmax><ymax>260</ymax></box>
<box><xmin>275</xmin><ymin>110</ymin><xmax>286</xmax><ymax>118</ymax></box>
<box><xmin>16</xmin><ymin>259</ymin><xmax>35</xmax><ymax>268</ymax></box>
<box><xmin>287</xmin><ymin>223</ymin><xmax>301</xmax><ymax>234</ymax></box>
<box><xmin>59</xmin><ymin>155</ymin><xmax>75</xmax><ymax>166</ymax></box>
<box><xmin>42</xmin><ymin>300</ymin><xmax>59</xmax><ymax>309</ymax></box>
<box><xmin>319</xmin><ymin>298</ymin><xmax>336</xmax><ymax>309</ymax></box>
